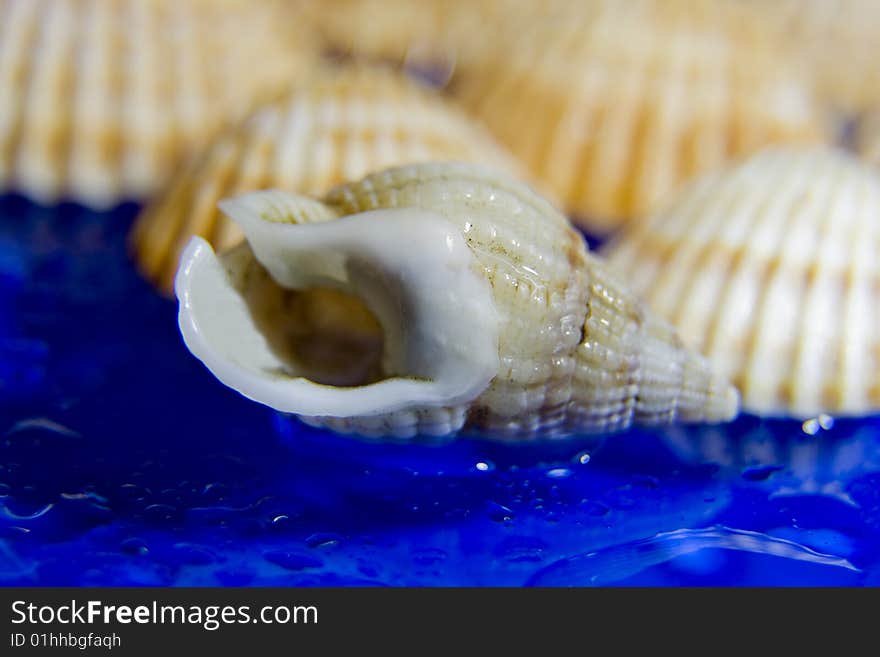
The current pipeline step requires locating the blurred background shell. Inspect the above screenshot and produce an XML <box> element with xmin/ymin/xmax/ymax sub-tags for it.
<box><xmin>298</xmin><ymin>0</ymin><xmax>578</xmax><ymax>85</ymax></box>
<box><xmin>129</xmin><ymin>65</ymin><xmax>526</xmax><ymax>294</ymax></box>
<box><xmin>857</xmin><ymin>113</ymin><xmax>880</xmax><ymax>167</ymax></box>
<box><xmin>601</xmin><ymin>146</ymin><xmax>880</xmax><ymax>418</ymax></box>
<box><xmin>449</xmin><ymin>0</ymin><xmax>827</xmax><ymax>235</ymax></box>
<box><xmin>0</xmin><ymin>0</ymin><xmax>316</xmax><ymax>208</ymax></box>
<box><xmin>743</xmin><ymin>0</ymin><xmax>880</xmax><ymax>118</ymax></box>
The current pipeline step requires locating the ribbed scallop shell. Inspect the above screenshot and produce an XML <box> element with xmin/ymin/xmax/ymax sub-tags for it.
<box><xmin>301</xmin><ymin>0</ymin><xmax>472</xmax><ymax>70</ymax></box>
<box><xmin>130</xmin><ymin>65</ymin><xmax>525</xmax><ymax>294</ymax></box>
<box><xmin>742</xmin><ymin>0</ymin><xmax>880</xmax><ymax>115</ymax></box>
<box><xmin>175</xmin><ymin>162</ymin><xmax>738</xmax><ymax>441</ymax></box>
<box><xmin>602</xmin><ymin>146</ymin><xmax>880</xmax><ymax>418</ymax></box>
<box><xmin>0</xmin><ymin>0</ymin><xmax>316</xmax><ymax>208</ymax></box>
<box><xmin>300</xmin><ymin>0</ymin><xmax>577</xmax><ymax>78</ymax></box>
<box><xmin>451</xmin><ymin>0</ymin><xmax>825</xmax><ymax>234</ymax></box>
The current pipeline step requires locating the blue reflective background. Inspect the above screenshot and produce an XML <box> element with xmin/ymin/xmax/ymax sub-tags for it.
<box><xmin>1</xmin><ymin>194</ymin><xmax>879</xmax><ymax>586</ymax></box>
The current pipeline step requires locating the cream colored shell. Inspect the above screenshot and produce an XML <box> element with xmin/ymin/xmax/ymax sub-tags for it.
<box><xmin>0</xmin><ymin>0</ymin><xmax>316</xmax><ymax>207</ymax></box>
<box><xmin>130</xmin><ymin>65</ymin><xmax>525</xmax><ymax>294</ymax></box>
<box><xmin>451</xmin><ymin>0</ymin><xmax>825</xmax><ymax>234</ymax></box>
<box><xmin>742</xmin><ymin>0</ymin><xmax>880</xmax><ymax>115</ymax></box>
<box><xmin>175</xmin><ymin>162</ymin><xmax>738</xmax><ymax>441</ymax></box>
<box><xmin>301</xmin><ymin>0</ymin><xmax>476</xmax><ymax>72</ymax></box>
<box><xmin>299</xmin><ymin>0</ymin><xmax>569</xmax><ymax>79</ymax></box>
<box><xmin>857</xmin><ymin>114</ymin><xmax>880</xmax><ymax>167</ymax></box>
<box><xmin>602</xmin><ymin>146</ymin><xmax>880</xmax><ymax>418</ymax></box>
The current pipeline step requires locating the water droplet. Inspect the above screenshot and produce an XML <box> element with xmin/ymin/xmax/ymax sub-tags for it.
<box><xmin>201</xmin><ymin>482</ymin><xmax>228</xmax><ymax>503</ymax></box>
<box><xmin>172</xmin><ymin>543</ymin><xmax>217</xmax><ymax>565</ymax></box>
<box><xmin>142</xmin><ymin>503</ymin><xmax>177</xmax><ymax>522</ymax></box>
<box><xmin>546</xmin><ymin>467</ymin><xmax>572</xmax><ymax>479</ymax></box>
<box><xmin>574</xmin><ymin>451</ymin><xmax>591</xmax><ymax>465</ymax></box>
<box><xmin>633</xmin><ymin>475</ymin><xmax>660</xmax><ymax>489</ymax></box>
<box><xmin>120</xmin><ymin>538</ymin><xmax>149</xmax><ymax>556</ymax></box>
<box><xmin>6</xmin><ymin>417</ymin><xmax>82</xmax><ymax>441</ymax></box>
<box><xmin>495</xmin><ymin>536</ymin><xmax>547</xmax><ymax>562</ymax></box>
<box><xmin>119</xmin><ymin>483</ymin><xmax>151</xmax><ymax>503</ymax></box>
<box><xmin>61</xmin><ymin>491</ymin><xmax>108</xmax><ymax>504</ymax></box>
<box><xmin>741</xmin><ymin>464</ymin><xmax>783</xmax><ymax>482</ymax></box>
<box><xmin>264</xmin><ymin>550</ymin><xmax>322</xmax><ymax>571</ymax></box>
<box><xmin>305</xmin><ymin>533</ymin><xmax>342</xmax><ymax>549</ymax></box>
<box><xmin>486</xmin><ymin>501</ymin><xmax>514</xmax><ymax>522</ymax></box>
<box><xmin>802</xmin><ymin>414</ymin><xmax>835</xmax><ymax>435</ymax></box>
<box><xmin>606</xmin><ymin>486</ymin><xmax>637</xmax><ymax>510</ymax></box>
<box><xmin>474</xmin><ymin>461</ymin><xmax>494</xmax><ymax>472</ymax></box>
<box><xmin>411</xmin><ymin>548</ymin><xmax>447</xmax><ymax>566</ymax></box>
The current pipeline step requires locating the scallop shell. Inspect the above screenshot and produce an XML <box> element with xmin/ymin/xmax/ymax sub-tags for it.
<box><xmin>0</xmin><ymin>0</ymin><xmax>316</xmax><ymax>208</ymax></box>
<box><xmin>602</xmin><ymin>146</ymin><xmax>880</xmax><ymax>418</ymax></box>
<box><xmin>451</xmin><ymin>0</ymin><xmax>825</xmax><ymax>234</ymax></box>
<box><xmin>857</xmin><ymin>113</ymin><xmax>880</xmax><ymax>166</ymax></box>
<box><xmin>175</xmin><ymin>162</ymin><xmax>739</xmax><ymax>442</ymax></box>
<box><xmin>301</xmin><ymin>0</ymin><xmax>471</xmax><ymax>72</ymax></box>
<box><xmin>300</xmin><ymin>0</ymin><xmax>577</xmax><ymax>80</ymax></box>
<box><xmin>129</xmin><ymin>65</ymin><xmax>525</xmax><ymax>295</ymax></box>
<box><xmin>742</xmin><ymin>0</ymin><xmax>880</xmax><ymax>115</ymax></box>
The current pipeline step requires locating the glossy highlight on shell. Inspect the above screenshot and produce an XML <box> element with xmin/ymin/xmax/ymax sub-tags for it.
<box><xmin>175</xmin><ymin>162</ymin><xmax>738</xmax><ymax>441</ymax></box>
<box><xmin>451</xmin><ymin>0</ymin><xmax>825</xmax><ymax>234</ymax></box>
<box><xmin>602</xmin><ymin>147</ymin><xmax>880</xmax><ymax>418</ymax></box>
<box><xmin>130</xmin><ymin>65</ymin><xmax>524</xmax><ymax>295</ymax></box>
<box><xmin>0</xmin><ymin>0</ymin><xmax>315</xmax><ymax>208</ymax></box>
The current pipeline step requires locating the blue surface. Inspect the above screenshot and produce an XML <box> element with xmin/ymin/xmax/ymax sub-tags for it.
<box><xmin>1</xmin><ymin>193</ymin><xmax>879</xmax><ymax>586</ymax></box>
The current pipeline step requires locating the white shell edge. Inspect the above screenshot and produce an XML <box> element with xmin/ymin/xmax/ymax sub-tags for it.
<box><xmin>174</xmin><ymin>194</ymin><xmax>501</xmax><ymax>418</ymax></box>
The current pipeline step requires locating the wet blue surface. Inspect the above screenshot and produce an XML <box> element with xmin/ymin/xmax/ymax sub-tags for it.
<box><xmin>1</xmin><ymin>193</ymin><xmax>879</xmax><ymax>586</ymax></box>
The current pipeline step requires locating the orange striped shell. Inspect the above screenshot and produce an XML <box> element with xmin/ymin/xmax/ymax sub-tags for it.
<box><xmin>602</xmin><ymin>147</ymin><xmax>880</xmax><ymax>418</ymax></box>
<box><xmin>0</xmin><ymin>0</ymin><xmax>315</xmax><ymax>207</ymax></box>
<box><xmin>129</xmin><ymin>65</ymin><xmax>525</xmax><ymax>294</ymax></box>
<box><xmin>452</xmin><ymin>0</ymin><xmax>826</xmax><ymax>234</ymax></box>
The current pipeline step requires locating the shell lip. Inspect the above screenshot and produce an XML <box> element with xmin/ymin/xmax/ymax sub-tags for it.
<box><xmin>174</xmin><ymin>196</ymin><xmax>501</xmax><ymax>418</ymax></box>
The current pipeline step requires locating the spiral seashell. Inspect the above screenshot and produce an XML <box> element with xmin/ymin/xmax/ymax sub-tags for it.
<box><xmin>0</xmin><ymin>0</ymin><xmax>316</xmax><ymax>208</ymax></box>
<box><xmin>129</xmin><ymin>65</ymin><xmax>525</xmax><ymax>295</ymax></box>
<box><xmin>451</xmin><ymin>0</ymin><xmax>825</xmax><ymax>234</ymax></box>
<box><xmin>602</xmin><ymin>146</ymin><xmax>880</xmax><ymax>418</ymax></box>
<box><xmin>174</xmin><ymin>162</ymin><xmax>738</xmax><ymax>441</ymax></box>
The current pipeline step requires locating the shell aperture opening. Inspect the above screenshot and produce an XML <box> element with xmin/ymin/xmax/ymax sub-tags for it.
<box><xmin>175</xmin><ymin>190</ymin><xmax>501</xmax><ymax>418</ymax></box>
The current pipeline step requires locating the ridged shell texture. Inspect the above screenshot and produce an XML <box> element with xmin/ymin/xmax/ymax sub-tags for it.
<box><xmin>180</xmin><ymin>163</ymin><xmax>738</xmax><ymax>440</ymax></box>
<box><xmin>0</xmin><ymin>0</ymin><xmax>314</xmax><ymax>207</ymax></box>
<box><xmin>130</xmin><ymin>66</ymin><xmax>524</xmax><ymax>294</ymax></box>
<box><xmin>451</xmin><ymin>0</ymin><xmax>825</xmax><ymax>233</ymax></box>
<box><xmin>602</xmin><ymin>147</ymin><xmax>880</xmax><ymax>418</ymax></box>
